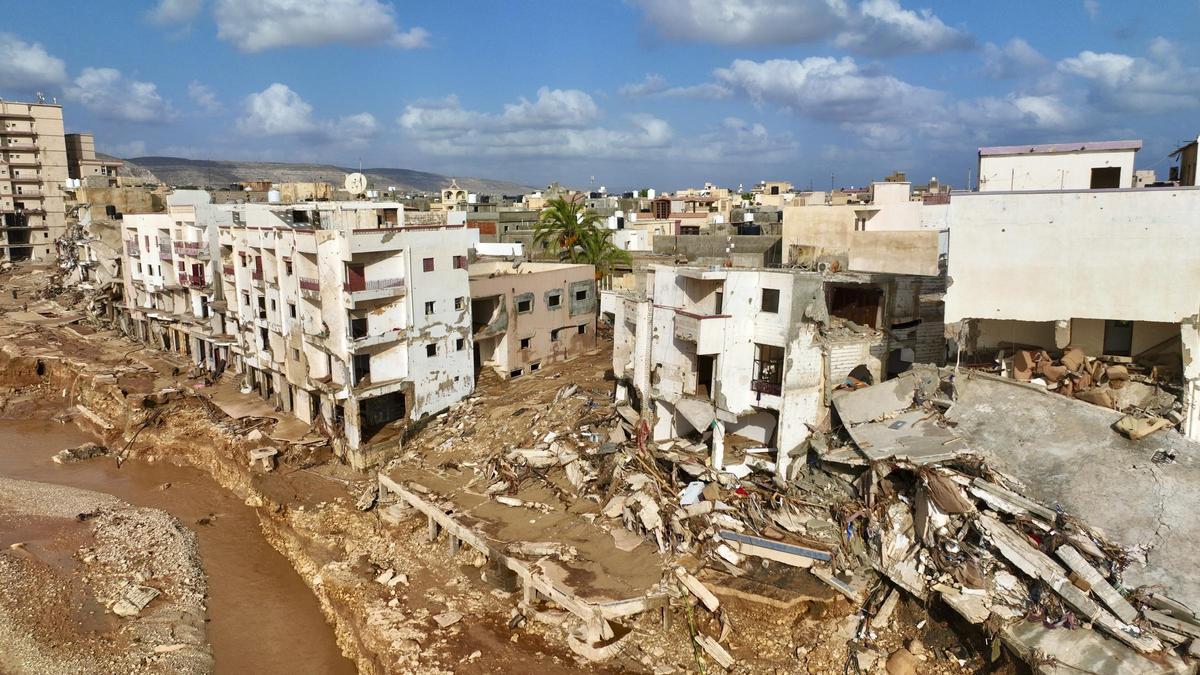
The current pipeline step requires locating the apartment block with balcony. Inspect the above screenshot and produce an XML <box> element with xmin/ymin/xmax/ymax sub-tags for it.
<box><xmin>602</xmin><ymin>263</ymin><xmax>938</xmax><ymax>482</ymax></box>
<box><xmin>65</xmin><ymin>132</ymin><xmax>124</xmax><ymax>186</ymax></box>
<box><xmin>468</xmin><ymin>260</ymin><xmax>597</xmax><ymax>380</ymax></box>
<box><xmin>0</xmin><ymin>99</ymin><xmax>68</xmax><ymax>262</ymax></box>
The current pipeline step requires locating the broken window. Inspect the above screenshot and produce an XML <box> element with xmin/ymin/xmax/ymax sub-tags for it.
<box><xmin>425</xmin><ymin>301</ymin><xmax>435</xmax><ymax>316</ymax></box>
<box><xmin>578</xmin><ymin>324</ymin><xmax>587</xmax><ymax>335</ymax></box>
<box><xmin>351</xmin><ymin>317</ymin><xmax>368</xmax><ymax>339</ymax></box>
<box><xmin>352</xmin><ymin>354</ymin><xmax>371</xmax><ymax>385</ymax></box>
<box><xmin>426</xmin><ymin>343</ymin><xmax>437</xmax><ymax>357</ymax></box>
<box><xmin>456</xmin><ymin>337</ymin><xmax>465</xmax><ymax>351</ymax></box>
<box><xmin>761</xmin><ymin>288</ymin><xmax>780</xmax><ymax>313</ymax></box>
<box><xmin>520</xmin><ymin>337</ymin><xmax>531</xmax><ymax>350</ymax></box>
<box><xmin>751</xmin><ymin>343</ymin><xmax>784</xmax><ymax>397</ymax></box>
<box><xmin>551</xmin><ymin>328</ymin><xmax>560</xmax><ymax>342</ymax></box>
<box><xmin>423</xmin><ymin>257</ymin><xmax>435</xmax><ymax>272</ymax></box>
<box><xmin>1090</xmin><ymin>166</ymin><xmax>1122</xmax><ymax>189</ymax></box>
<box><xmin>455</xmin><ymin>297</ymin><xmax>465</xmax><ymax>311</ymax></box>
<box><xmin>453</xmin><ymin>255</ymin><xmax>467</xmax><ymax>270</ymax></box>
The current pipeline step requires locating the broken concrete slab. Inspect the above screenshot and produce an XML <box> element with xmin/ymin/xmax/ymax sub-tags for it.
<box><xmin>842</xmin><ymin>410</ymin><xmax>967</xmax><ymax>464</ymax></box>
<box><xmin>1002</xmin><ymin>620</ymin><xmax>1190</xmax><ymax>675</ymax></box>
<box><xmin>947</xmin><ymin>371</ymin><xmax>1200</xmax><ymax>612</ymax></box>
<box><xmin>832</xmin><ymin>372</ymin><xmax>916</xmax><ymax>425</ymax></box>
<box><xmin>111</xmin><ymin>585</ymin><xmax>161</xmax><ymax>617</ymax></box>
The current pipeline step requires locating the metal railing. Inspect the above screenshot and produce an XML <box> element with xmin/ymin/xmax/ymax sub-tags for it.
<box><xmin>344</xmin><ymin>277</ymin><xmax>405</xmax><ymax>292</ymax></box>
<box><xmin>298</xmin><ymin>277</ymin><xmax>320</xmax><ymax>291</ymax></box>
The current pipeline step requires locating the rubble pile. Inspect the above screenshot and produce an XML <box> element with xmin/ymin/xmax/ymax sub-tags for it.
<box><xmin>1000</xmin><ymin>345</ymin><xmax>1184</xmax><ymax>429</ymax></box>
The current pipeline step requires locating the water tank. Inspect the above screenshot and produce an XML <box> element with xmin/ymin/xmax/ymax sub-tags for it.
<box><xmin>646</xmin><ymin>188</ymin><xmax>656</xmax><ymax>199</ymax></box>
<box><xmin>267</xmin><ymin>189</ymin><xmax>281</xmax><ymax>204</ymax></box>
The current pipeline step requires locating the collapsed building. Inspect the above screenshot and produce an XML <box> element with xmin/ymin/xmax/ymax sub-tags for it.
<box><xmin>944</xmin><ymin>139</ymin><xmax>1200</xmax><ymax>442</ymax></box>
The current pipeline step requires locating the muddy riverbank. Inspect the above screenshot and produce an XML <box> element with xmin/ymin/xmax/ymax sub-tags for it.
<box><xmin>0</xmin><ymin>418</ymin><xmax>355</xmax><ymax>674</ymax></box>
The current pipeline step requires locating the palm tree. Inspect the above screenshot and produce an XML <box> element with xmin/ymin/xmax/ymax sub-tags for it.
<box><xmin>532</xmin><ymin>197</ymin><xmax>603</xmax><ymax>262</ymax></box>
<box><xmin>577</xmin><ymin>226</ymin><xmax>631</xmax><ymax>282</ymax></box>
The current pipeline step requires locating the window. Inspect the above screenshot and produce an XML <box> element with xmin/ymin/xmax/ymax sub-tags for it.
<box><xmin>285</xmin><ymin>260</ymin><xmax>293</xmax><ymax>276</ymax></box>
<box><xmin>761</xmin><ymin>288</ymin><xmax>780</xmax><ymax>313</ymax></box>
<box><xmin>242</xmin><ymin>293</ymin><xmax>250</xmax><ymax>306</ymax></box>
<box><xmin>426</xmin><ymin>343</ymin><xmax>437</xmax><ymax>357</ymax></box>
<box><xmin>550</xmin><ymin>328</ymin><xmax>561</xmax><ymax>342</ymax></box>
<box><xmin>520</xmin><ymin>337</ymin><xmax>531</xmax><ymax>350</ymax></box>
<box><xmin>1090</xmin><ymin>166</ymin><xmax>1122</xmax><ymax>189</ymax></box>
<box><xmin>270</xmin><ymin>299</ymin><xmax>277</xmax><ymax>312</ymax></box>
<box><xmin>529</xmin><ymin>362</ymin><xmax>541</xmax><ymax>372</ymax></box>
<box><xmin>423</xmin><ymin>257</ymin><xmax>435</xmax><ymax>272</ymax></box>
<box><xmin>425</xmin><ymin>300</ymin><xmax>435</xmax><ymax>316</ymax></box>
<box><xmin>292</xmin><ymin>348</ymin><xmax>301</xmax><ymax>360</ymax></box>
<box><xmin>288</xmin><ymin>302</ymin><xmax>296</xmax><ymax>319</ymax></box>
<box><xmin>577</xmin><ymin>324</ymin><xmax>587</xmax><ymax>335</ymax></box>
<box><xmin>752</xmin><ymin>344</ymin><xmax>784</xmax><ymax>396</ymax></box>
<box><xmin>510</xmin><ymin>368</ymin><xmax>523</xmax><ymax>378</ymax></box>
<box><xmin>351</xmin><ymin>317</ymin><xmax>368</xmax><ymax>339</ymax></box>
<box><xmin>575</xmin><ymin>289</ymin><xmax>588</xmax><ymax>301</ymax></box>
<box><xmin>454</xmin><ymin>296</ymin><xmax>465</xmax><ymax>311</ymax></box>
<box><xmin>547</xmin><ymin>292</ymin><xmax>562</xmax><ymax>309</ymax></box>
<box><xmin>516</xmin><ymin>298</ymin><xmax>533</xmax><ymax>313</ymax></box>
<box><xmin>453</xmin><ymin>255</ymin><xmax>466</xmax><ymax>270</ymax></box>
<box><xmin>455</xmin><ymin>337</ymin><xmax>465</xmax><ymax>351</ymax></box>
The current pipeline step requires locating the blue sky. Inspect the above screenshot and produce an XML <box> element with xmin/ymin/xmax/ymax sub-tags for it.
<box><xmin>2</xmin><ymin>0</ymin><xmax>1198</xmax><ymax>191</ymax></box>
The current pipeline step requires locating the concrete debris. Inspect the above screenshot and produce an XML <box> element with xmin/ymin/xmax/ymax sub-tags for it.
<box><xmin>694</xmin><ymin>633</ymin><xmax>735</xmax><ymax>669</ymax></box>
<box><xmin>433</xmin><ymin>611</ymin><xmax>463</xmax><ymax>628</ymax></box>
<box><xmin>111</xmin><ymin>584</ymin><xmax>161</xmax><ymax>617</ymax></box>
<box><xmin>52</xmin><ymin>441</ymin><xmax>108</xmax><ymax>464</ymax></box>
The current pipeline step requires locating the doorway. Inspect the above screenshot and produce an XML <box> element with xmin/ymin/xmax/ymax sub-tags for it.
<box><xmin>1104</xmin><ymin>320</ymin><xmax>1133</xmax><ymax>356</ymax></box>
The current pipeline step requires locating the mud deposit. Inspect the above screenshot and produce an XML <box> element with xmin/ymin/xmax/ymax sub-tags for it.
<box><xmin>0</xmin><ymin>419</ymin><xmax>355</xmax><ymax>674</ymax></box>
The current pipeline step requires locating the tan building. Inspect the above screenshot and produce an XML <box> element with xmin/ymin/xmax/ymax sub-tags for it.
<box><xmin>65</xmin><ymin>132</ymin><xmax>123</xmax><ymax>185</ymax></box>
<box><xmin>1</xmin><ymin>99</ymin><xmax>68</xmax><ymax>261</ymax></box>
<box><xmin>469</xmin><ymin>261</ymin><xmax>598</xmax><ymax>379</ymax></box>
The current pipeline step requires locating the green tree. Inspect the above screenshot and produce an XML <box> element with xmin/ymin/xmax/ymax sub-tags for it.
<box><xmin>532</xmin><ymin>197</ymin><xmax>603</xmax><ymax>262</ymax></box>
<box><xmin>577</xmin><ymin>226</ymin><xmax>631</xmax><ymax>281</ymax></box>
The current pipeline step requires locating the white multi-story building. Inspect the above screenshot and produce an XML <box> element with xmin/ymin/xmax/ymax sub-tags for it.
<box><xmin>602</xmin><ymin>262</ymin><xmax>942</xmax><ymax>482</ymax></box>
<box><xmin>1</xmin><ymin>99</ymin><xmax>68</xmax><ymax>262</ymax></box>
<box><xmin>118</xmin><ymin>195</ymin><xmax>477</xmax><ymax>468</ymax></box>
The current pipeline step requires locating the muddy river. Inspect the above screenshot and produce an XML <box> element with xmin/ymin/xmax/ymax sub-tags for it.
<box><xmin>0</xmin><ymin>419</ymin><xmax>356</xmax><ymax>674</ymax></box>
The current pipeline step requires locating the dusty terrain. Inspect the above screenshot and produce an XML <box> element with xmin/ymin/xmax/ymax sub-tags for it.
<box><xmin>0</xmin><ymin>475</ymin><xmax>210</xmax><ymax>674</ymax></box>
<box><xmin>0</xmin><ymin>264</ymin><xmax>1008</xmax><ymax>674</ymax></box>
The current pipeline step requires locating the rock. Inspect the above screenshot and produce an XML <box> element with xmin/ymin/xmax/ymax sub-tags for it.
<box><xmin>52</xmin><ymin>442</ymin><xmax>107</xmax><ymax>464</ymax></box>
<box><xmin>855</xmin><ymin>650</ymin><xmax>880</xmax><ymax>672</ymax></box>
<box><xmin>468</xmin><ymin>650</ymin><xmax>481</xmax><ymax>661</ymax></box>
<box><xmin>375</xmin><ymin>568</ymin><xmax>395</xmax><ymax>585</ymax></box>
<box><xmin>433</xmin><ymin>611</ymin><xmax>463</xmax><ymax>628</ymax></box>
<box><xmin>356</xmin><ymin>484</ymin><xmax>378</xmax><ymax>511</ymax></box>
<box><xmin>111</xmin><ymin>585</ymin><xmax>161</xmax><ymax>617</ymax></box>
<box><xmin>397</xmin><ymin>639</ymin><xmax>421</xmax><ymax>654</ymax></box>
<box><xmin>153</xmin><ymin>644</ymin><xmax>188</xmax><ymax>654</ymax></box>
<box><xmin>886</xmin><ymin>648</ymin><xmax>918</xmax><ymax>675</ymax></box>
<box><xmin>907</xmin><ymin>638</ymin><xmax>926</xmax><ymax>657</ymax></box>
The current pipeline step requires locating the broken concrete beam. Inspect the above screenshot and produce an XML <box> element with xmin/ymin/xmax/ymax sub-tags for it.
<box><xmin>718</xmin><ymin>530</ymin><xmax>832</xmax><ymax>564</ymax></box>
<box><xmin>1056</xmin><ymin>545</ymin><xmax>1138</xmax><ymax>624</ymax></box>
<box><xmin>75</xmin><ymin>403</ymin><xmax>114</xmax><ymax>430</ymax></box>
<box><xmin>694</xmin><ymin>633</ymin><xmax>735</xmax><ymax>670</ymax></box>
<box><xmin>969</xmin><ymin>478</ymin><xmax>1057</xmax><ymax>522</ymax></box>
<box><xmin>674</xmin><ymin>567</ymin><xmax>719</xmax><ymax>612</ymax></box>
<box><xmin>1144</xmin><ymin>609</ymin><xmax>1200</xmax><ymax>639</ymax></box>
<box><xmin>932</xmin><ymin>583</ymin><xmax>990</xmax><ymax>624</ymax></box>
<box><xmin>871</xmin><ymin>588</ymin><xmax>900</xmax><ymax>628</ymax></box>
<box><xmin>811</xmin><ymin>567</ymin><xmax>862</xmax><ymax>604</ymax></box>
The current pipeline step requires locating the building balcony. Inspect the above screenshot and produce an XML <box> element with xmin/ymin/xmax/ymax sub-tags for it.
<box><xmin>2</xmin><ymin>143</ymin><xmax>37</xmax><ymax>151</ymax></box>
<box><xmin>343</xmin><ymin>277</ymin><xmax>406</xmax><ymax>306</ymax></box>
<box><xmin>222</xmin><ymin>264</ymin><xmax>235</xmax><ymax>278</ymax></box>
<box><xmin>3</xmin><ymin>159</ymin><xmax>40</xmax><ymax>168</ymax></box>
<box><xmin>125</xmin><ymin>241</ymin><xmax>141</xmax><ymax>257</ymax></box>
<box><xmin>750</xmin><ymin>378</ymin><xmax>782</xmax><ymax>397</ymax></box>
<box><xmin>173</xmin><ymin>241</ymin><xmax>210</xmax><ymax>260</ymax></box>
<box><xmin>184</xmin><ymin>274</ymin><xmax>211</xmax><ymax>290</ymax></box>
<box><xmin>0</xmin><ymin>129</ymin><xmax>36</xmax><ymax>137</ymax></box>
<box><xmin>159</xmin><ymin>246</ymin><xmax>173</xmax><ymax>261</ymax></box>
<box><xmin>348</xmin><ymin>328</ymin><xmax>407</xmax><ymax>351</ymax></box>
<box><xmin>671</xmin><ymin>308</ymin><xmax>728</xmax><ymax>355</ymax></box>
<box><xmin>8</xmin><ymin>176</ymin><xmax>41</xmax><ymax>183</ymax></box>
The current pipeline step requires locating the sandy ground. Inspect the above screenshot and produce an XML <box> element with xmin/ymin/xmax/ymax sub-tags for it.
<box><xmin>0</xmin><ymin>475</ymin><xmax>211</xmax><ymax>674</ymax></box>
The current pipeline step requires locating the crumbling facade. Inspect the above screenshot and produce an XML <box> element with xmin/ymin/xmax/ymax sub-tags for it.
<box><xmin>468</xmin><ymin>261</ymin><xmax>597</xmax><ymax>379</ymax></box>
<box><xmin>1</xmin><ymin>99</ymin><xmax>69</xmax><ymax>262</ymax></box>
<box><xmin>117</xmin><ymin>195</ymin><xmax>477</xmax><ymax>467</ymax></box>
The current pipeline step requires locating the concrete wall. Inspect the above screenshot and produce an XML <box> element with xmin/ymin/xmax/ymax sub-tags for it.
<box><xmin>945</xmin><ymin>188</ymin><xmax>1200</xmax><ymax>323</ymax></box>
<box><xmin>979</xmin><ymin>148</ymin><xmax>1136</xmax><ymax>191</ymax></box>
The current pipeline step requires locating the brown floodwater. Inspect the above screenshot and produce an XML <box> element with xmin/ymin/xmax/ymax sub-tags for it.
<box><xmin>0</xmin><ymin>419</ymin><xmax>357</xmax><ymax>675</ymax></box>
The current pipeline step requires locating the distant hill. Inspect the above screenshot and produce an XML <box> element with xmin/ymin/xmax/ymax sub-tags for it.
<box><xmin>117</xmin><ymin>156</ymin><xmax>534</xmax><ymax>195</ymax></box>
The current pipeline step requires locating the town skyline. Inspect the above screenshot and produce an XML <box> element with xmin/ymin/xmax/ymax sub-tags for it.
<box><xmin>2</xmin><ymin>0</ymin><xmax>1198</xmax><ymax>190</ymax></box>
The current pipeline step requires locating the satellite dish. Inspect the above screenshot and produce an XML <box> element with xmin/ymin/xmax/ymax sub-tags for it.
<box><xmin>344</xmin><ymin>172</ymin><xmax>367</xmax><ymax>196</ymax></box>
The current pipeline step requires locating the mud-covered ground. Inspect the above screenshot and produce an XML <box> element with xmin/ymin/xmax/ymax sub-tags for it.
<box><xmin>0</xmin><ymin>475</ymin><xmax>211</xmax><ymax>674</ymax></box>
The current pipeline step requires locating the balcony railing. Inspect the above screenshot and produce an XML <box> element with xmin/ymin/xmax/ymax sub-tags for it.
<box><xmin>125</xmin><ymin>241</ymin><xmax>140</xmax><ymax>257</ymax></box>
<box><xmin>750</xmin><ymin>378</ymin><xmax>782</xmax><ymax>397</ymax></box>
<box><xmin>159</xmin><ymin>244</ymin><xmax>173</xmax><ymax>261</ymax></box>
<box><xmin>299</xmin><ymin>277</ymin><xmax>320</xmax><ymax>291</ymax></box>
<box><xmin>185</xmin><ymin>274</ymin><xmax>209</xmax><ymax>289</ymax></box>
<box><xmin>345</xmin><ymin>276</ymin><xmax>405</xmax><ymax>292</ymax></box>
<box><xmin>173</xmin><ymin>241</ymin><xmax>210</xmax><ymax>259</ymax></box>
<box><xmin>223</xmin><ymin>264</ymin><xmax>235</xmax><ymax>277</ymax></box>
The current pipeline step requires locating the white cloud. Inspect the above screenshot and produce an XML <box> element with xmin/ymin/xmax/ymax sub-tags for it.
<box><xmin>214</xmin><ymin>0</ymin><xmax>429</xmax><ymax>52</ymax></box>
<box><xmin>1057</xmin><ymin>40</ymin><xmax>1200</xmax><ymax>111</ymax></box>
<box><xmin>834</xmin><ymin>0</ymin><xmax>974</xmax><ymax>56</ymax></box>
<box><xmin>65</xmin><ymin>68</ymin><xmax>174</xmax><ymax>123</ymax></box>
<box><xmin>714</xmin><ymin>57</ymin><xmax>942</xmax><ymax>123</ymax></box>
<box><xmin>238</xmin><ymin>83</ymin><xmax>378</xmax><ymax>145</ymax></box>
<box><xmin>0</xmin><ymin>33</ymin><xmax>68</xmax><ymax>90</ymax></box>
<box><xmin>1083</xmin><ymin>0</ymin><xmax>1100</xmax><ymax>20</ymax></box>
<box><xmin>146</xmin><ymin>0</ymin><xmax>204</xmax><ymax>26</ymax></box>
<box><xmin>629</xmin><ymin>0</ymin><xmax>971</xmax><ymax>55</ymax></box>
<box><xmin>981</xmin><ymin>38</ymin><xmax>1048</xmax><ymax>79</ymax></box>
<box><xmin>187</xmin><ymin>80</ymin><xmax>221</xmax><ymax>113</ymax></box>
<box><xmin>619</xmin><ymin>74</ymin><xmax>731</xmax><ymax>100</ymax></box>
<box><xmin>399</xmin><ymin>87</ymin><xmax>602</xmax><ymax>135</ymax></box>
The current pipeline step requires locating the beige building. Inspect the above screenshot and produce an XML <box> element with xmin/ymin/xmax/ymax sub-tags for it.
<box><xmin>469</xmin><ymin>261</ymin><xmax>598</xmax><ymax>379</ymax></box>
<box><xmin>1</xmin><ymin>99</ymin><xmax>68</xmax><ymax>261</ymax></box>
<box><xmin>65</xmin><ymin>132</ymin><xmax>123</xmax><ymax>186</ymax></box>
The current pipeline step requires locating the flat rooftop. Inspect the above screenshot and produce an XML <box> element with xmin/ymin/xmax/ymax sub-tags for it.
<box><xmin>979</xmin><ymin>140</ymin><xmax>1142</xmax><ymax>156</ymax></box>
<box><xmin>468</xmin><ymin>260</ymin><xmax>588</xmax><ymax>278</ymax></box>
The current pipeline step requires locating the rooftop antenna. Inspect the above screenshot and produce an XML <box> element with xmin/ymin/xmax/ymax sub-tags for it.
<box><xmin>35</xmin><ymin>91</ymin><xmax>45</xmax><ymax>103</ymax></box>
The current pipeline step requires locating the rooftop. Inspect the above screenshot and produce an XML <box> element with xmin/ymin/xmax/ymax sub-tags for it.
<box><xmin>467</xmin><ymin>260</ymin><xmax>589</xmax><ymax>278</ymax></box>
<box><xmin>979</xmin><ymin>140</ymin><xmax>1142</xmax><ymax>156</ymax></box>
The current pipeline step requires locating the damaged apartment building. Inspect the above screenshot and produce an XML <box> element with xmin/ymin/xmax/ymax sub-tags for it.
<box><xmin>601</xmin><ymin>248</ymin><xmax>944</xmax><ymax>482</ymax></box>
<box><xmin>945</xmin><ymin>138</ymin><xmax>1200</xmax><ymax>441</ymax></box>
<box><xmin>117</xmin><ymin>191</ymin><xmax>478</xmax><ymax>468</ymax></box>
<box><xmin>469</xmin><ymin>260</ymin><xmax>597</xmax><ymax>379</ymax></box>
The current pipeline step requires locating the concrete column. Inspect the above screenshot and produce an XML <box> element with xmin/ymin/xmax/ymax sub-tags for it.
<box><xmin>711</xmin><ymin>419</ymin><xmax>725</xmax><ymax>471</ymax></box>
<box><xmin>1054</xmin><ymin>319</ymin><xmax>1072</xmax><ymax>349</ymax></box>
<box><xmin>1180</xmin><ymin>322</ymin><xmax>1200</xmax><ymax>443</ymax></box>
